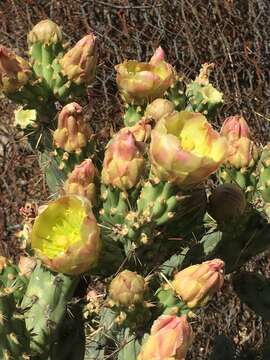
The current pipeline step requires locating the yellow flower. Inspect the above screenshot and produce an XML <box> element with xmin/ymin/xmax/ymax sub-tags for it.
<box><xmin>150</xmin><ymin>111</ymin><xmax>227</xmax><ymax>187</ymax></box>
<box><xmin>31</xmin><ymin>195</ymin><xmax>101</xmax><ymax>275</ymax></box>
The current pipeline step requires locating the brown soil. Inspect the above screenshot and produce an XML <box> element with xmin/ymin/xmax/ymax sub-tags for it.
<box><xmin>1</xmin><ymin>1</ymin><xmax>270</xmax><ymax>358</ymax></box>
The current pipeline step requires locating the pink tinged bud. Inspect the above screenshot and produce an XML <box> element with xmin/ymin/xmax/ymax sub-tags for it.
<box><xmin>64</xmin><ymin>159</ymin><xmax>98</xmax><ymax>204</ymax></box>
<box><xmin>53</xmin><ymin>102</ymin><xmax>92</xmax><ymax>153</ymax></box>
<box><xmin>221</xmin><ymin>115</ymin><xmax>258</xmax><ymax>169</ymax></box>
<box><xmin>145</xmin><ymin>98</ymin><xmax>175</xmax><ymax>122</ymax></box>
<box><xmin>28</xmin><ymin>19</ymin><xmax>62</xmax><ymax>45</ymax></box>
<box><xmin>0</xmin><ymin>46</ymin><xmax>32</xmax><ymax>93</ymax></box>
<box><xmin>60</xmin><ymin>34</ymin><xmax>97</xmax><ymax>85</ymax></box>
<box><xmin>172</xmin><ymin>259</ymin><xmax>225</xmax><ymax>309</ymax></box>
<box><xmin>150</xmin><ymin>111</ymin><xmax>228</xmax><ymax>187</ymax></box>
<box><xmin>18</xmin><ymin>256</ymin><xmax>37</xmax><ymax>278</ymax></box>
<box><xmin>101</xmin><ymin>129</ymin><xmax>145</xmax><ymax>190</ymax></box>
<box><xmin>149</xmin><ymin>46</ymin><xmax>165</xmax><ymax>66</ymax></box>
<box><xmin>221</xmin><ymin>115</ymin><xmax>250</xmax><ymax>141</ymax></box>
<box><xmin>115</xmin><ymin>48</ymin><xmax>175</xmax><ymax>105</ymax></box>
<box><xmin>138</xmin><ymin>315</ymin><xmax>193</xmax><ymax>360</ymax></box>
<box><xmin>31</xmin><ymin>195</ymin><xmax>101</xmax><ymax>275</ymax></box>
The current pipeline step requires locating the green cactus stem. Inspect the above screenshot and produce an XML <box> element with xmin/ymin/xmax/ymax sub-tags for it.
<box><xmin>0</xmin><ymin>280</ymin><xmax>30</xmax><ymax>359</ymax></box>
<box><xmin>124</xmin><ymin>105</ymin><xmax>143</xmax><ymax>127</ymax></box>
<box><xmin>165</xmin><ymin>78</ymin><xmax>187</xmax><ymax>111</ymax></box>
<box><xmin>21</xmin><ymin>263</ymin><xmax>79</xmax><ymax>358</ymax></box>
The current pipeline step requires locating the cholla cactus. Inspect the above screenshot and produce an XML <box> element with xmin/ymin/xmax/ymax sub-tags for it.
<box><xmin>150</xmin><ymin>111</ymin><xmax>227</xmax><ymax>187</ymax></box>
<box><xmin>115</xmin><ymin>47</ymin><xmax>176</xmax><ymax>105</ymax></box>
<box><xmin>31</xmin><ymin>195</ymin><xmax>101</xmax><ymax>275</ymax></box>
<box><xmin>2</xmin><ymin>19</ymin><xmax>269</xmax><ymax>360</ymax></box>
<box><xmin>138</xmin><ymin>315</ymin><xmax>193</xmax><ymax>360</ymax></box>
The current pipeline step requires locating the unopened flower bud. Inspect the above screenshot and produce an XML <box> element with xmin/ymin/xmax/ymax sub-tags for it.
<box><xmin>53</xmin><ymin>102</ymin><xmax>92</xmax><ymax>153</ymax></box>
<box><xmin>221</xmin><ymin>115</ymin><xmax>258</xmax><ymax>169</ymax></box>
<box><xmin>60</xmin><ymin>34</ymin><xmax>97</xmax><ymax>85</ymax></box>
<box><xmin>108</xmin><ymin>270</ymin><xmax>146</xmax><ymax>308</ymax></box>
<box><xmin>145</xmin><ymin>98</ymin><xmax>175</xmax><ymax>122</ymax></box>
<box><xmin>28</xmin><ymin>19</ymin><xmax>62</xmax><ymax>45</ymax></box>
<box><xmin>102</xmin><ymin>129</ymin><xmax>145</xmax><ymax>190</ymax></box>
<box><xmin>208</xmin><ymin>184</ymin><xmax>246</xmax><ymax>226</ymax></box>
<box><xmin>31</xmin><ymin>195</ymin><xmax>101</xmax><ymax>275</ymax></box>
<box><xmin>138</xmin><ymin>315</ymin><xmax>193</xmax><ymax>360</ymax></box>
<box><xmin>64</xmin><ymin>159</ymin><xmax>98</xmax><ymax>204</ymax></box>
<box><xmin>0</xmin><ymin>46</ymin><xmax>32</xmax><ymax>94</ymax></box>
<box><xmin>172</xmin><ymin>259</ymin><xmax>224</xmax><ymax>308</ymax></box>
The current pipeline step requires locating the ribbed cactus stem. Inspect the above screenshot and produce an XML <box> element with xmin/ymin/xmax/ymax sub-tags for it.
<box><xmin>21</xmin><ymin>263</ymin><xmax>79</xmax><ymax>358</ymax></box>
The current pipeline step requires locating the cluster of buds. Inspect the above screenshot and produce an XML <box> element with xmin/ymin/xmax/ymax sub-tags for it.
<box><xmin>150</xmin><ymin>111</ymin><xmax>227</xmax><ymax>187</ymax></box>
<box><xmin>0</xmin><ymin>46</ymin><xmax>32</xmax><ymax>94</ymax></box>
<box><xmin>102</xmin><ymin>129</ymin><xmax>145</xmax><ymax>190</ymax></box>
<box><xmin>53</xmin><ymin>102</ymin><xmax>92</xmax><ymax>154</ymax></box>
<box><xmin>64</xmin><ymin>159</ymin><xmax>98</xmax><ymax>205</ymax></box>
<box><xmin>60</xmin><ymin>34</ymin><xmax>97</xmax><ymax>86</ymax></box>
<box><xmin>116</xmin><ymin>47</ymin><xmax>175</xmax><ymax>105</ymax></box>
<box><xmin>138</xmin><ymin>315</ymin><xmax>193</xmax><ymax>360</ymax></box>
<box><xmin>31</xmin><ymin>195</ymin><xmax>101</xmax><ymax>275</ymax></box>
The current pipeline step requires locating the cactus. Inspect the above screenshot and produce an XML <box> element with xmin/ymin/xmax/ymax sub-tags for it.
<box><xmin>0</xmin><ymin>291</ymin><xmax>30</xmax><ymax>359</ymax></box>
<box><xmin>257</xmin><ymin>144</ymin><xmax>270</xmax><ymax>202</ymax></box>
<box><xmin>185</xmin><ymin>63</ymin><xmax>223</xmax><ymax>118</ymax></box>
<box><xmin>21</xmin><ymin>263</ymin><xmax>79</xmax><ymax>358</ymax></box>
<box><xmin>3</xmin><ymin>17</ymin><xmax>270</xmax><ymax>360</ymax></box>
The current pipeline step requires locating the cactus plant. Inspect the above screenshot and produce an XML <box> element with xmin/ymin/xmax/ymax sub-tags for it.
<box><xmin>2</xmin><ymin>18</ymin><xmax>270</xmax><ymax>360</ymax></box>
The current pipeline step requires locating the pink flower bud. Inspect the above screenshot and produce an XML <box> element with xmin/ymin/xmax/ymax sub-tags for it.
<box><xmin>64</xmin><ymin>159</ymin><xmax>98</xmax><ymax>204</ymax></box>
<box><xmin>53</xmin><ymin>102</ymin><xmax>92</xmax><ymax>153</ymax></box>
<box><xmin>172</xmin><ymin>259</ymin><xmax>224</xmax><ymax>308</ymax></box>
<box><xmin>60</xmin><ymin>34</ymin><xmax>97</xmax><ymax>85</ymax></box>
<box><xmin>101</xmin><ymin>129</ymin><xmax>145</xmax><ymax>190</ymax></box>
<box><xmin>138</xmin><ymin>315</ymin><xmax>193</xmax><ymax>360</ymax></box>
<box><xmin>0</xmin><ymin>46</ymin><xmax>32</xmax><ymax>94</ymax></box>
<box><xmin>221</xmin><ymin>115</ymin><xmax>258</xmax><ymax>169</ymax></box>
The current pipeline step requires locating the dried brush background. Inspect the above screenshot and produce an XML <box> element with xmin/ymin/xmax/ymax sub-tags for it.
<box><xmin>1</xmin><ymin>1</ymin><xmax>270</xmax><ymax>358</ymax></box>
